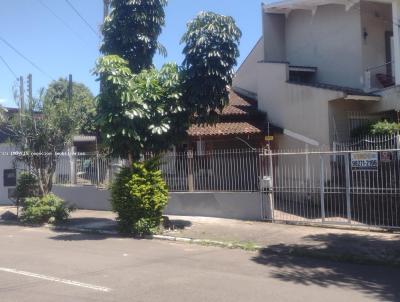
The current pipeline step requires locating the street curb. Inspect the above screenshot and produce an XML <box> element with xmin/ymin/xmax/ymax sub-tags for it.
<box><xmin>149</xmin><ymin>234</ymin><xmax>261</xmax><ymax>251</ymax></box>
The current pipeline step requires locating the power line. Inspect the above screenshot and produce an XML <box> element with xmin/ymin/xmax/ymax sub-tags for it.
<box><xmin>64</xmin><ymin>0</ymin><xmax>100</xmax><ymax>38</ymax></box>
<box><xmin>0</xmin><ymin>35</ymin><xmax>54</xmax><ymax>80</ymax></box>
<box><xmin>0</xmin><ymin>54</ymin><xmax>18</xmax><ymax>79</ymax></box>
<box><xmin>36</xmin><ymin>0</ymin><xmax>86</xmax><ymax>43</ymax></box>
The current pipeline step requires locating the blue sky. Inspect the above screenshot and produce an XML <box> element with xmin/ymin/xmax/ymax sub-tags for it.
<box><xmin>0</xmin><ymin>0</ymin><xmax>263</xmax><ymax>108</ymax></box>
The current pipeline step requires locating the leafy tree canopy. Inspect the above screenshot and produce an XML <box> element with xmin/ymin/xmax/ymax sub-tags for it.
<box><xmin>44</xmin><ymin>78</ymin><xmax>96</xmax><ymax>134</ymax></box>
<box><xmin>101</xmin><ymin>0</ymin><xmax>167</xmax><ymax>74</ymax></box>
<box><xmin>181</xmin><ymin>11</ymin><xmax>242</xmax><ymax>123</ymax></box>
<box><xmin>8</xmin><ymin>79</ymin><xmax>96</xmax><ymax>196</ymax></box>
<box><xmin>94</xmin><ymin>55</ymin><xmax>186</xmax><ymax>160</ymax></box>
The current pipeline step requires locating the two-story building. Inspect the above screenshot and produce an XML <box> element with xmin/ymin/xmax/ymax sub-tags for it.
<box><xmin>233</xmin><ymin>0</ymin><xmax>400</xmax><ymax>150</ymax></box>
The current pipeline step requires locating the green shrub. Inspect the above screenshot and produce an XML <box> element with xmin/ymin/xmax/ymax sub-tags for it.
<box><xmin>20</xmin><ymin>194</ymin><xmax>74</xmax><ymax>224</ymax></box>
<box><xmin>370</xmin><ymin>120</ymin><xmax>400</xmax><ymax>135</ymax></box>
<box><xmin>111</xmin><ymin>159</ymin><xmax>168</xmax><ymax>236</ymax></box>
<box><xmin>351</xmin><ymin>120</ymin><xmax>400</xmax><ymax>138</ymax></box>
<box><xmin>15</xmin><ymin>172</ymin><xmax>39</xmax><ymax>205</ymax></box>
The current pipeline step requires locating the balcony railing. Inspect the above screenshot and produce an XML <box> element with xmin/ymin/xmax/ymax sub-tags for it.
<box><xmin>365</xmin><ymin>61</ymin><xmax>395</xmax><ymax>92</ymax></box>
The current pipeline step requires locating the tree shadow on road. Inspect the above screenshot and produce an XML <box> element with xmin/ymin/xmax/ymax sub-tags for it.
<box><xmin>60</xmin><ymin>217</ymin><xmax>117</xmax><ymax>228</ymax></box>
<box><xmin>49</xmin><ymin>231</ymin><xmax>114</xmax><ymax>241</ymax></box>
<box><xmin>163</xmin><ymin>217</ymin><xmax>192</xmax><ymax>230</ymax></box>
<box><xmin>252</xmin><ymin>233</ymin><xmax>400</xmax><ymax>301</ymax></box>
<box><xmin>49</xmin><ymin>216</ymin><xmax>193</xmax><ymax>241</ymax></box>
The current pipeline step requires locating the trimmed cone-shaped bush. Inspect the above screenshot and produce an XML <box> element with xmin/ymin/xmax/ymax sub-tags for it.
<box><xmin>111</xmin><ymin>158</ymin><xmax>168</xmax><ymax>235</ymax></box>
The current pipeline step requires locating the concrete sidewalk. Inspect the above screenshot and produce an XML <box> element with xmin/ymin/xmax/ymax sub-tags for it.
<box><xmin>1</xmin><ymin>206</ymin><xmax>400</xmax><ymax>265</ymax></box>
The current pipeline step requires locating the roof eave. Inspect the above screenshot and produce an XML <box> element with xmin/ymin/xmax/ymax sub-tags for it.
<box><xmin>344</xmin><ymin>94</ymin><xmax>382</xmax><ymax>101</ymax></box>
<box><xmin>263</xmin><ymin>0</ymin><xmax>360</xmax><ymax>14</ymax></box>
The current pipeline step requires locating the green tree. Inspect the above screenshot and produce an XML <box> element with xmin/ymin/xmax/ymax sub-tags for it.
<box><xmin>94</xmin><ymin>55</ymin><xmax>185</xmax><ymax>160</ymax></box>
<box><xmin>44</xmin><ymin>78</ymin><xmax>96</xmax><ymax>134</ymax></box>
<box><xmin>9</xmin><ymin>80</ymin><xmax>95</xmax><ymax>196</ymax></box>
<box><xmin>101</xmin><ymin>0</ymin><xmax>167</xmax><ymax>74</ymax></box>
<box><xmin>181</xmin><ymin>12</ymin><xmax>242</xmax><ymax>123</ymax></box>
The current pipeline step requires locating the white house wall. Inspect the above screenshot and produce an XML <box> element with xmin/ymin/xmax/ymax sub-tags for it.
<box><xmin>256</xmin><ymin>62</ymin><xmax>343</xmax><ymax>147</ymax></box>
<box><xmin>374</xmin><ymin>85</ymin><xmax>400</xmax><ymax>112</ymax></box>
<box><xmin>0</xmin><ymin>144</ymin><xmax>18</xmax><ymax>205</ymax></box>
<box><xmin>232</xmin><ymin>38</ymin><xmax>264</xmax><ymax>94</ymax></box>
<box><xmin>284</xmin><ymin>4</ymin><xmax>364</xmax><ymax>89</ymax></box>
<box><xmin>361</xmin><ymin>1</ymin><xmax>392</xmax><ymax>73</ymax></box>
<box><xmin>263</xmin><ymin>13</ymin><xmax>287</xmax><ymax>62</ymax></box>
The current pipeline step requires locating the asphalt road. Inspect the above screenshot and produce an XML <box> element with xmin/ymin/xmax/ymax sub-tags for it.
<box><xmin>0</xmin><ymin>225</ymin><xmax>399</xmax><ymax>302</ymax></box>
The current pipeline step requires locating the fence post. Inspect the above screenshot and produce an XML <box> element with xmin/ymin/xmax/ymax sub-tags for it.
<box><xmin>70</xmin><ymin>147</ymin><xmax>76</xmax><ymax>185</ymax></box>
<box><xmin>319</xmin><ymin>155</ymin><xmax>326</xmax><ymax>223</ymax></box>
<box><xmin>397</xmin><ymin>134</ymin><xmax>400</xmax><ymax>158</ymax></box>
<box><xmin>268</xmin><ymin>148</ymin><xmax>275</xmax><ymax>221</ymax></box>
<box><xmin>107</xmin><ymin>159</ymin><xmax>112</xmax><ymax>186</ymax></box>
<box><xmin>187</xmin><ymin>150</ymin><xmax>194</xmax><ymax>192</ymax></box>
<box><xmin>96</xmin><ymin>152</ymin><xmax>100</xmax><ymax>187</ymax></box>
<box><xmin>345</xmin><ymin>153</ymin><xmax>352</xmax><ymax>224</ymax></box>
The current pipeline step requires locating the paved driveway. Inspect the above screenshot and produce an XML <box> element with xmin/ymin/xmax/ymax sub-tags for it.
<box><xmin>0</xmin><ymin>225</ymin><xmax>399</xmax><ymax>302</ymax></box>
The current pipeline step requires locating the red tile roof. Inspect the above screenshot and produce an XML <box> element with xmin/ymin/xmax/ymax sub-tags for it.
<box><xmin>218</xmin><ymin>89</ymin><xmax>256</xmax><ymax>116</ymax></box>
<box><xmin>187</xmin><ymin>89</ymin><xmax>263</xmax><ymax>137</ymax></box>
<box><xmin>187</xmin><ymin>122</ymin><xmax>263</xmax><ymax>137</ymax></box>
<box><xmin>187</xmin><ymin>89</ymin><xmax>264</xmax><ymax>138</ymax></box>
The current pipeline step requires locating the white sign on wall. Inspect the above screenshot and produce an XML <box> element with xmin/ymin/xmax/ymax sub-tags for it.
<box><xmin>351</xmin><ymin>152</ymin><xmax>378</xmax><ymax>170</ymax></box>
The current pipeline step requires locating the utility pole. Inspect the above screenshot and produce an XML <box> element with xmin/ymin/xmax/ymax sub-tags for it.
<box><xmin>27</xmin><ymin>74</ymin><xmax>33</xmax><ymax>112</ymax></box>
<box><xmin>19</xmin><ymin>76</ymin><xmax>24</xmax><ymax>114</ymax></box>
<box><xmin>68</xmin><ymin>74</ymin><xmax>73</xmax><ymax>108</ymax></box>
<box><xmin>101</xmin><ymin>0</ymin><xmax>111</xmax><ymax>94</ymax></box>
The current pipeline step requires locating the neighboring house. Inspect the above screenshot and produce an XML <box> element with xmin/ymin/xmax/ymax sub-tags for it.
<box><xmin>182</xmin><ymin>88</ymin><xmax>278</xmax><ymax>153</ymax></box>
<box><xmin>0</xmin><ymin>108</ymin><xmax>101</xmax><ymax>205</ymax></box>
<box><xmin>233</xmin><ymin>0</ymin><xmax>400</xmax><ymax>150</ymax></box>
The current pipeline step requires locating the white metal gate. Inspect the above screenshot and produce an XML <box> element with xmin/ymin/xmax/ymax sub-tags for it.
<box><xmin>261</xmin><ymin>149</ymin><xmax>400</xmax><ymax>229</ymax></box>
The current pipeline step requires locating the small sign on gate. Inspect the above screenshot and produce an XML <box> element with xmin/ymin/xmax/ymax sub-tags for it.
<box><xmin>380</xmin><ymin>151</ymin><xmax>392</xmax><ymax>163</ymax></box>
<box><xmin>351</xmin><ymin>152</ymin><xmax>378</xmax><ymax>170</ymax></box>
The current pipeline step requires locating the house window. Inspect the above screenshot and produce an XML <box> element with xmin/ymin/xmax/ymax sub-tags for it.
<box><xmin>3</xmin><ymin>169</ymin><xmax>16</xmax><ymax>187</ymax></box>
<box><xmin>288</xmin><ymin>66</ymin><xmax>317</xmax><ymax>83</ymax></box>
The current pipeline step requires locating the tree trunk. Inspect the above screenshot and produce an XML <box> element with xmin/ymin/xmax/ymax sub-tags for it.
<box><xmin>128</xmin><ymin>152</ymin><xmax>133</xmax><ymax>167</ymax></box>
<box><xmin>37</xmin><ymin>168</ymin><xmax>46</xmax><ymax>197</ymax></box>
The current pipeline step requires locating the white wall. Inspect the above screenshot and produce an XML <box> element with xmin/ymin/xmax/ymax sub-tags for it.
<box><xmin>54</xmin><ymin>186</ymin><xmax>264</xmax><ymax>221</ymax></box>
<box><xmin>284</xmin><ymin>4</ymin><xmax>364</xmax><ymax>89</ymax></box>
<box><xmin>375</xmin><ymin>85</ymin><xmax>400</xmax><ymax>112</ymax></box>
<box><xmin>256</xmin><ymin>62</ymin><xmax>344</xmax><ymax>147</ymax></box>
<box><xmin>53</xmin><ymin>185</ymin><xmax>112</xmax><ymax>211</ymax></box>
<box><xmin>0</xmin><ymin>144</ymin><xmax>18</xmax><ymax>205</ymax></box>
<box><xmin>232</xmin><ymin>38</ymin><xmax>264</xmax><ymax>94</ymax></box>
<box><xmin>361</xmin><ymin>1</ymin><xmax>392</xmax><ymax>72</ymax></box>
<box><xmin>167</xmin><ymin>192</ymin><xmax>263</xmax><ymax>221</ymax></box>
<box><xmin>263</xmin><ymin>13</ymin><xmax>287</xmax><ymax>62</ymax></box>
